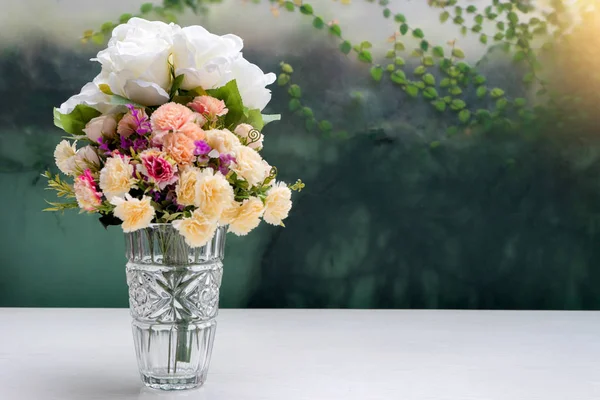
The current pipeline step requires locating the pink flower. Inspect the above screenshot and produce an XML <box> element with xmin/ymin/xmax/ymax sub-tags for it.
<box><xmin>138</xmin><ymin>149</ymin><xmax>178</xmax><ymax>190</ymax></box>
<box><xmin>118</xmin><ymin>106</ymin><xmax>151</xmax><ymax>137</ymax></box>
<box><xmin>188</xmin><ymin>96</ymin><xmax>228</xmax><ymax>121</ymax></box>
<box><xmin>163</xmin><ymin>132</ymin><xmax>196</xmax><ymax>165</ymax></box>
<box><xmin>150</xmin><ymin>103</ymin><xmax>195</xmax><ymax>134</ymax></box>
<box><xmin>74</xmin><ymin>169</ymin><xmax>102</xmax><ymax>212</ymax></box>
<box><xmin>179</xmin><ymin>122</ymin><xmax>206</xmax><ymax>141</ymax></box>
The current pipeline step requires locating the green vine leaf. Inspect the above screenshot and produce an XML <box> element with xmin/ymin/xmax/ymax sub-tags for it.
<box><xmin>358</xmin><ymin>50</ymin><xmax>373</xmax><ymax>63</ymax></box>
<box><xmin>370</xmin><ymin>65</ymin><xmax>383</xmax><ymax>82</ymax></box>
<box><xmin>452</xmin><ymin>48</ymin><xmax>466</xmax><ymax>59</ymax></box>
<box><xmin>300</xmin><ymin>4</ymin><xmax>313</xmax><ymax>15</ymax></box>
<box><xmin>412</xmin><ymin>28</ymin><xmax>425</xmax><ymax>39</ymax></box>
<box><xmin>340</xmin><ymin>41</ymin><xmax>352</xmax><ymax>55</ymax></box>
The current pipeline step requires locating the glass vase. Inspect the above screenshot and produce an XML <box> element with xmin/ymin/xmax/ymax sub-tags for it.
<box><xmin>124</xmin><ymin>223</ymin><xmax>226</xmax><ymax>390</ymax></box>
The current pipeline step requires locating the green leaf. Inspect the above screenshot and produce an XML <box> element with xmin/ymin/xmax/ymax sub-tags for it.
<box><xmin>241</xmin><ymin>109</ymin><xmax>265</xmax><ymax>130</ymax></box>
<box><xmin>423</xmin><ymin>87</ymin><xmax>438</xmax><ymax>99</ymax></box>
<box><xmin>305</xmin><ymin>119</ymin><xmax>316</xmax><ymax>131</ymax></box>
<box><xmin>370</xmin><ymin>65</ymin><xmax>383</xmax><ymax>82</ymax></box>
<box><xmin>329</xmin><ymin>24</ymin><xmax>342</xmax><ymax>37</ymax></box>
<box><xmin>395</xmin><ymin>13</ymin><xmax>406</xmax><ymax>23</ymax></box>
<box><xmin>458</xmin><ymin>109</ymin><xmax>471</xmax><ymax>123</ymax></box>
<box><xmin>360</xmin><ymin>41</ymin><xmax>373</xmax><ymax>49</ymax></box>
<box><xmin>386</xmin><ymin>50</ymin><xmax>395</xmax><ymax>59</ymax></box>
<box><xmin>283</xmin><ymin>1</ymin><xmax>295</xmax><ymax>11</ymax></box>
<box><xmin>54</xmin><ymin>105</ymin><xmax>101</xmax><ymax>135</ymax></box>
<box><xmin>288</xmin><ymin>84</ymin><xmax>302</xmax><ymax>98</ymax></box>
<box><xmin>415</xmin><ymin>81</ymin><xmax>425</xmax><ymax>89</ymax></box>
<box><xmin>508</xmin><ymin>11</ymin><xmax>519</xmax><ymax>24</ymax></box>
<box><xmin>313</xmin><ymin>16</ymin><xmax>325</xmax><ymax>29</ymax></box>
<box><xmin>450</xmin><ymin>99</ymin><xmax>466</xmax><ymax>110</ymax></box>
<box><xmin>302</xmin><ymin>107</ymin><xmax>314</xmax><ymax>118</ymax></box>
<box><xmin>423</xmin><ymin>73</ymin><xmax>435</xmax><ymax>85</ymax></box>
<box><xmin>433</xmin><ymin>100</ymin><xmax>446</xmax><ymax>112</ymax></box>
<box><xmin>277</xmin><ymin>73</ymin><xmax>290</xmax><ymax>86</ymax></box>
<box><xmin>466</xmin><ymin>5</ymin><xmax>477</xmax><ymax>13</ymax></box>
<box><xmin>386</xmin><ymin>64</ymin><xmax>395</xmax><ymax>72</ymax></box>
<box><xmin>281</xmin><ymin>63</ymin><xmax>294</xmax><ymax>74</ymax></box>
<box><xmin>358</xmin><ymin>50</ymin><xmax>373</xmax><ymax>63</ymax></box>
<box><xmin>394</xmin><ymin>42</ymin><xmax>405</xmax><ymax>51</ymax></box>
<box><xmin>405</xmin><ymin>85</ymin><xmax>419</xmax><ymax>98</ymax></box>
<box><xmin>514</xmin><ymin>98</ymin><xmax>527</xmax><ymax>107</ymax></box>
<box><xmin>412</xmin><ymin>28</ymin><xmax>425</xmax><ymax>39</ymax></box>
<box><xmin>440</xmin><ymin>78</ymin><xmax>451</xmax><ymax>88</ymax></box>
<box><xmin>472</xmin><ymin>25</ymin><xmax>482</xmax><ymax>33</ymax></box>
<box><xmin>513</xmin><ymin>51</ymin><xmax>526</xmax><ymax>62</ymax></box>
<box><xmin>497</xmin><ymin>21</ymin><xmax>505</xmax><ymax>30</ymax></box>
<box><xmin>340</xmin><ymin>41</ymin><xmax>352</xmax><ymax>55</ymax></box>
<box><xmin>523</xmin><ymin>72</ymin><xmax>534</xmax><ymax>83</ymax></box>
<box><xmin>119</xmin><ymin>13</ymin><xmax>133</xmax><ymax>23</ymax></box>
<box><xmin>449</xmin><ymin>86</ymin><xmax>462</xmax><ymax>95</ymax></box>
<box><xmin>300</xmin><ymin>4</ymin><xmax>313</xmax><ymax>14</ymax></box>
<box><xmin>496</xmin><ymin>98</ymin><xmax>508</xmax><ymax>110</ymax></box>
<box><xmin>430</xmin><ymin>141</ymin><xmax>441</xmax><ymax>149</ymax></box>
<box><xmin>319</xmin><ymin>120</ymin><xmax>333</xmax><ymax>132</ymax></box>
<box><xmin>140</xmin><ymin>2</ymin><xmax>153</xmax><ymax>13</ymax></box>
<box><xmin>206</xmin><ymin>79</ymin><xmax>245</xmax><ymax>128</ymax></box>
<box><xmin>390</xmin><ymin>70</ymin><xmax>407</xmax><ymax>84</ymax></box>
<box><xmin>474</xmin><ymin>74</ymin><xmax>486</xmax><ymax>85</ymax></box>
<box><xmin>288</xmin><ymin>98</ymin><xmax>301</xmax><ymax>111</ymax></box>
<box><xmin>414</xmin><ymin>65</ymin><xmax>426</xmax><ymax>75</ymax></box>
<box><xmin>494</xmin><ymin>32</ymin><xmax>504</xmax><ymax>41</ymax></box>
<box><xmin>91</xmin><ymin>32</ymin><xmax>104</xmax><ymax>45</ymax></box>
<box><xmin>433</xmin><ymin>46</ymin><xmax>444</xmax><ymax>57</ymax></box>
<box><xmin>169</xmin><ymin>74</ymin><xmax>185</xmax><ymax>98</ymax></box>
<box><xmin>476</xmin><ymin>86</ymin><xmax>487</xmax><ymax>98</ymax></box>
<box><xmin>395</xmin><ymin>57</ymin><xmax>406</xmax><ymax>66</ymax></box>
<box><xmin>480</xmin><ymin>34</ymin><xmax>488</xmax><ymax>44</ymax></box>
<box><xmin>420</xmin><ymin>40</ymin><xmax>429</xmax><ymax>51</ymax></box>
<box><xmin>490</xmin><ymin>88</ymin><xmax>505</xmax><ymax>98</ymax></box>
<box><xmin>440</xmin><ymin>11</ymin><xmax>450</xmax><ymax>23</ymax></box>
<box><xmin>400</xmin><ymin>24</ymin><xmax>409</xmax><ymax>35</ymax></box>
<box><xmin>423</xmin><ymin>56</ymin><xmax>434</xmax><ymax>67</ymax></box>
<box><xmin>452</xmin><ymin>48</ymin><xmax>465</xmax><ymax>59</ymax></box>
<box><xmin>455</xmin><ymin>16</ymin><xmax>465</xmax><ymax>24</ymax></box>
<box><xmin>475</xmin><ymin>14</ymin><xmax>484</xmax><ymax>24</ymax></box>
<box><xmin>98</xmin><ymin>83</ymin><xmax>113</xmax><ymax>95</ymax></box>
<box><xmin>383</xmin><ymin>8</ymin><xmax>391</xmax><ymax>18</ymax></box>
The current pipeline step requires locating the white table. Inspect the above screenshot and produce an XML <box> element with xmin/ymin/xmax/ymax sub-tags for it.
<box><xmin>1</xmin><ymin>309</ymin><xmax>599</xmax><ymax>399</ymax></box>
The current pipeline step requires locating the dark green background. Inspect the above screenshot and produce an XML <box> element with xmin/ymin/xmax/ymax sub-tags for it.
<box><xmin>2</xmin><ymin>0</ymin><xmax>600</xmax><ymax>309</ymax></box>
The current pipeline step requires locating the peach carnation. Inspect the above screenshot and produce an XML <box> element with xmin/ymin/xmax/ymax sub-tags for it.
<box><xmin>172</xmin><ymin>209</ymin><xmax>218</xmax><ymax>248</ymax></box>
<box><xmin>188</xmin><ymin>96</ymin><xmax>228</xmax><ymax>121</ymax></box>
<box><xmin>163</xmin><ymin>132</ymin><xmax>196</xmax><ymax>165</ymax></box>
<box><xmin>150</xmin><ymin>102</ymin><xmax>194</xmax><ymax>143</ymax></box>
<box><xmin>179</xmin><ymin>122</ymin><xmax>206</xmax><ymax>141</ymax></box>
<box><xmin>111</xmin><ymin>194</ymin><xmax>155</xmax><ymax>232</ymax></box>
<box><xmin>228</xmin><ymin>197</ymin><xmax>264</xmax><ymax>236</ymax></box>
<box><xmin>263</xmin><ymin>182</ymin><xmax>292</xmax><ymax>226</ymax></box>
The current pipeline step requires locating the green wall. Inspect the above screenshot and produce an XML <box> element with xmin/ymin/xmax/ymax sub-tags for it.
<box><xmin>2</xmin><ymin>0</ymin><xmax>600</xmax><ymax>309</ymax></box>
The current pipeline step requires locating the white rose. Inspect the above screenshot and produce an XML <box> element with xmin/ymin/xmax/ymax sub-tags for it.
<box><xmin>54</xmin><ymin>140</ymin><xmax>78</xmax><ymax>176</ymax></box>
<box><xmin>234</xmin><ymin>123</ymin><xmax>263</xmax><ymax>150</ymax></box>
<box><xmin>221</xmin><ymin>56</ymin><xmax>275</xmax><ymax>111</ymax></box>
<box><xmin>75</xmin><ymin>145</ymin><xmax>100</xmax><ymax>170</ymax></box>
<box><xmin>57</xmin><ymin>82</ymin><xmax>113</xmax><ymax>115</ymax></box>
<box><xmin>172</xmin><ymin>25</ymin><xmax>243</xmax><ymax>92</ymax></box>
<box><xmin>83</xmin><ymin>115</ymin><xmax>117</xmax><ymax>142</ymax></box>
<box><xmin>92</xmin><ymin>18</ymin><xmax>178</xmax><ymax>106</ymax></box>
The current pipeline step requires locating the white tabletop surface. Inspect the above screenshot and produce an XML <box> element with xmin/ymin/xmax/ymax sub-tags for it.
<box><xmin>1</xmin><ymin>308</ymin><xmax>599</xmax><ymax>399</ymax></box>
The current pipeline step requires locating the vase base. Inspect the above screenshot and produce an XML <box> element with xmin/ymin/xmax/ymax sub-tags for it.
<box><xmin>141</xmin><ymin>373</ymin><xmax>205</xmax><ymax>391</ymax></box>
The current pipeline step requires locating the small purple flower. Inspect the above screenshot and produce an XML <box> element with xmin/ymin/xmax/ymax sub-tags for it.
<box><xmin>149</xmin><ymin>190</ymin><xmax>162</xmax><ymax>202</ymax></box>
<box><xmin>193</xmin><ymin>140</ymin><xmax>211</xmax><ymax>156</ymax></box>
<box><xmin>218</xmin><ymin>153</ymin><xmax>236</xmax><ymax>175</ymax></box>
<box><xmin>98</xmin><ymin>137</ymin><xmax>111</xmax><ymax>153</ymax></box>
<box><xmin>120</xmin><ymin>136</ymin><xmax>133</xmax><ymax>153</ymax></box>
<box><xmin>133</xmin><ymin>137</ymin><xmax>149</xmax><ymax>152</ymax></box>
<box><xmin>126</xmin><ymin>104</ymin><xmax>152</xmax><ymax>135</ymax></box>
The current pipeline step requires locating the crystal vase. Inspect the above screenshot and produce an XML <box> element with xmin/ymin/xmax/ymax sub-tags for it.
<box><xmin>125</xmin><ymin>223</ymin><xmax>226</xmax><ymax>390</ymax></box>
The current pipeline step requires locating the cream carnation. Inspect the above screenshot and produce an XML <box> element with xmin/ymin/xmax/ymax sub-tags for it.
<box><xmin>234</xmin><ymin>123</ymin><xmax>263</xmax><ymax>150</ymax></box>
<box><xmin>54</xmin><ymin>140</ymin><xmax>78</xmax><ymax>176</ymax></box>
<box><xmin>263</xmin><ymin>182</ymin><xmax>292</xmax><ymax>226</ymax></box>
<box><xmin>230</xmin><ymin>146</ymin><xmax>269</xmax><ymax>187</ymax></box>
<box><xmin>172</xmin><ymin>209</ymin><xmax>218</xmax><ymax>248</ymax></box>
<box><xmin>196</xmin><ymin>169</ymin><xmax>235</xmax><ymax>218</ymax></box>
<box><xmin>228</xmin><ymin>197</ymin><xmax>264</xmax><ymax>236</ymax></box>
<box><xmin>205</xmin><ymin>129</ymin><xmax>240</xmax><ymax>155</ymax></box>
<box><xmin>176</xmin><ymin>167</ymin><xmax>201</xmax><ymax>207</ymax></box>
<box><xmin>111</xmin><ymin>194</ymin><xmax>155</xmax><ymax>232</ymax></box>
<box><xmin>99</xmin><ymin>156</ymin><xmax>136</xmax><ymax>200</ymax></box>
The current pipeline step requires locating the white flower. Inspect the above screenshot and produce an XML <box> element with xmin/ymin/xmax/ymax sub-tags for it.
<box><xmin>54</xmin><ymin>140</ymin><xmax>78</xmax><ymax>176</ymax></box>
<box><xmin>57</xmin><ymin>82</ymin><xmax>114</xmax><ymax>115</ymax></box>
<box><xmin>221</xmin><ymin>56</ymin><xmax>275</xmax><ymax>111</ymax></box>
<box><xmin>263</xmin><ymin>182</ymin><xmax>292</xmax><ymax>226</ymax></box>
<box><xmin>230</xmin><ymin>145</ymin><xmax>269</xmax><ymax>187</ymax></box>
<box><xmin>83</xmin><ymin>115</ymin><xmax>117</xmax><ymax>142</ymax></box>
<box><xmin>172</xmin><ymin>209</ymin><xmax>218</xmax><ymax>248</ymax></box>
<box><xmin>228</xmin><ymin>197</ymin><xmax>264</xmax><ymax>236</ymax></box>
<box><xmin>176</xmin><ymin>166</ymin><xmax>201</xmax><ymax>207</ymax></box>
<box><xmin>99</xmin><ymin>156</ymin><xmax>136</xmax><ymax>200</ymax></box>
<box><xmin>75</xmin><ymin>145</ymin><xmax>100</xmax><ymax>171</ymax></box>
<box><xmin>92</xmin><ymin>18</ymin><xmax>178</xmax><ymax>106</ymax></box>
<box><xmin>172</xmin><ymin>25</ymin><xmax>243</xmax><ymax>92</ymax></box>
<box><xmin>205</xmin><ymin>129</ymin><xmax>241</xmax><ymax>155</ymax></box>
<box><xmin>111</xmin><ymin>194</ymin><xmax>155</xmax><ymax>232</ymax></box>
<box><xmin>234</xmin><ymin>123</ymin><xmax>263</xmax><ymax>150</ymax></box>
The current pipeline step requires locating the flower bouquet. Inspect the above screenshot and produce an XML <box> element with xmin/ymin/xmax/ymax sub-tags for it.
<box><xmin>44</xmin><ymin>18</ymin><xmax>302</xmax><ymax>390</ymax></box>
